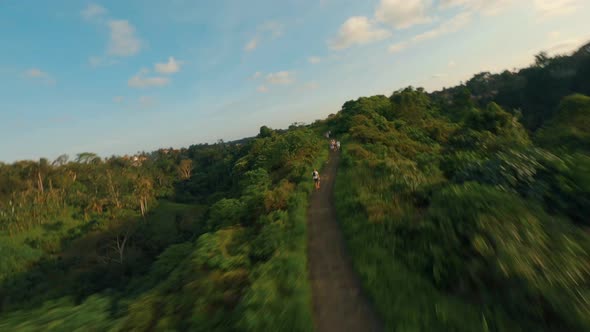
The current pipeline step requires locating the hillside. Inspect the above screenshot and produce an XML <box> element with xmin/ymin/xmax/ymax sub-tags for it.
<box><xmin>325</xmin><ymin>44</ymin><xmax>590</xmax><ymax>331</ymax></box>
<box><xmin>0</xmin><ymin>128</ymin><xmax>327</xmax><ymax>331</ymax></box>
<box><xmin>0</xmin><ymin>44</ymin><xmax>590</xmax><ymax>331</ymax></box>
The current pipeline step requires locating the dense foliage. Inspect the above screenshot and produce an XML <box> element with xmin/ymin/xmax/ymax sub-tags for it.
<box><xmin>0</xmin><ymin>126</ymin><xmax>326</xmax><ymax>331</ymax></box>
<box><xmin>432</xmin><ymin>45</ymin><xmax>590</xmax><ymax>131</ymax></box>
<box><xmin>1</xmin><ymin>42</ymin><xmax>589</xmax><ymax>331</ymax></box>
<box><xmin>330</xmin><ymin>44</ymin><xmax>590</xmax><ymax>331</ymax></box>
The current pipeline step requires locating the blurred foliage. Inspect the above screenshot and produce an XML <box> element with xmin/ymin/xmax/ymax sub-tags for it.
<box><xmin>332</xmin><ymin>44</ymin><xmax>590</xmax><ymax>331</ymax></box>
<box><xmin>536</xmin><ymin>94</ymin><xmax>590</xmax><ymax>153</ymax></box>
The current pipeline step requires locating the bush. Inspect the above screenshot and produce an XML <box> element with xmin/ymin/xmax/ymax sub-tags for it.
<box><xmin>208</xmin><ymin>198</ymin><xmax>246</xmax><ymax>230</ymax></box>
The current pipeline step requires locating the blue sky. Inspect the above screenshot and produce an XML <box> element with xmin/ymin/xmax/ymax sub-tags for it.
<box><xmin>1</xmin><ymin>0</ymin><xmax>589</xmax><ymax>162</ymax></box>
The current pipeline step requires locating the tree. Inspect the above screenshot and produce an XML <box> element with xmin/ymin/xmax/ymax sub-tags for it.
<box><xmin>52</xmin><ymin>154</ymin><xmax>69</xmax><ymax>167</ymax></box>
<box><xmin>106</xmin><ymin>169</ymin><xmax>122</xmax><ymax>211</ymax></box>
<box><xmin>258</xmin><ymin>126</ymin><xmax>274</xmax><ymax>138</ymax></box>
<box><xmin>178</xmin><ymin>159</ymin><xmax>193</xmax><ymax>181</ymax></box>
<box><xmin>75</xmin><ymin>152</ymin><xmax>99</xmax><ymax>164</ymax></box>
<box><xmin>534</xmin><ymin>51</ymin><xmax>550</xmax><ymax>68</ymax></box>
<box><xmin>452</xmin><ymin>86</ymin><xmax>474</xmax><ymax>110</ymax></box>
<box><xmin>134</xmin><ymin>176</ymin><xmax>154</xmax><ymax>218</ymax></box>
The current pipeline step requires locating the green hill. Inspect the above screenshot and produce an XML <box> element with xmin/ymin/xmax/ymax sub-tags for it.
<box><xmin>536</xmin><ymin>94</ymin><xmax>590</xmax><ymax>152</ymax></box>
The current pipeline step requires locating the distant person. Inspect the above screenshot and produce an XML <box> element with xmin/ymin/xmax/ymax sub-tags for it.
<box><xmin>336</xmin><ymin>141</ymin><xmax>341</xmax><ymax>151</ymax></box>
<box><xmin>313</xmin><ymin>169</ymin><xmax>321</xmax><ymax>190</ymax></box>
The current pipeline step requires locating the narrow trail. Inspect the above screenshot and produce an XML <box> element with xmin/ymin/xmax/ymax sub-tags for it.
<box><xmin>307</xmin><ymin>151</ymin><xmax>383</xmax><ymax>332</ymax></box>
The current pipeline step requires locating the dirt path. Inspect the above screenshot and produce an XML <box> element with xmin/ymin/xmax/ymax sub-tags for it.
<box><xmin>307</xmin><ymin>151</ymin><xmax>383</xmax><ymax>332</ymax></box>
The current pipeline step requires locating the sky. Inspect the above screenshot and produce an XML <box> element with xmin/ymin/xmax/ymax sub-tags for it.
<box><xmin>1</xmin><ymin>0</ymin><xmax>589</xmax><ymax>162</ymax></box>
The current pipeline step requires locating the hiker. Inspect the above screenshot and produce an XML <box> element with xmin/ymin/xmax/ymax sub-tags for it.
<box><xmin>312</xmin><ymin>169</ymin><xmax>320</xmax><ymax>190</ymax></box>
<box><xmin>336</xmin><ymin>141</ymin><xmax>341</xmax><ymax>151</ymax></box>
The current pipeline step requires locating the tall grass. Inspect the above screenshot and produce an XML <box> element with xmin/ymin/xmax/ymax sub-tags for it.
<box><xmin>334</xmin><ymin>147</ymin><xmax>521</xmax><ymax>332</ymax></box>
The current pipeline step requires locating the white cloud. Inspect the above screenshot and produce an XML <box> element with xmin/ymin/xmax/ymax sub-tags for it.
<box><xmin>81</xmin><ymin>3</ymin><xmax>107</xmax><ymax>20</ymax></box>
<box><xmin>431</xmin><ymin>73</ymin><xmax>447</xmax><ymax>78</ymax></box>
<box><xmin>330</xmin><ymin>16</ymin><xmax>391</xmax><ymax>50</ymax></box>
<box><xmin>82</xmin><ymin>7</ymin><xmax>141</xmax><ymax>60</ymax></box>
<box><xmin>308</xmin><ymin>56</ymin><xmax>322</xmax><ymax>64</ymax></box>
<box><xmin>244</xmin><ymin>21</ymin><xmax>284</xmax><ymax>52</ymax></box>
<box><xmin>245</xmin><ymin>38</ymin><xmax>258</xmax><ymax>52</ymax></box>
<box><xmin>546</xmin><ymin>38</ymin><xmax>585</xmax><ymax>55</ymax></box>
<box><xmin>439</xmin><ymin>0</ymin><xmax>516</xmax><ymax>16</ymax></box>
<box><xmin>113</xmin><ymin>96</ymin><xmax>124</xmax><ymax>103</ymax></box>
<box><xmin>88</xmin><ymin>56</ymin><xmax>118</xmax><ymax>67</ymax></box>
<box><xmin>412</xmin><ymin>11</ymin><xmax>472</xmax><ymax>42</ymax></box>
<box><xmin>266</xmin><ymin>71</ymin><xmax>295</xmax><ymax>85</ymax></box>
<box><xmin>387</xmin><ymin>11</ymin><xmax>471</xmax><ymax>55</ymax></box>
<box><xmin>259</xmin><ymin>21</ymin><xmax>284</xmax><ymax>38</ymax></box>
<box><xmin>129</xmin><ymin>76</ymin><xmax>169</xmax><ymax>88</ymax></box>
<box><xmin>304</xmin><ymin>81</ymin><xmax>319</xmax><ymax>90</ymax></box>
<box><xmin>548</xmin><ymin>31</ymin><xmax>561</xmax><ymax>40</ymax></box>
<box><xmin>375</xmin><ymin>0</ymin><xmax>433</xmax><ymax>29</ymax></box>
<box><xmin>25</xmin><ymin>68</ymin><xmax>47</xmax><ymax>78</ymax></box>
<box><xmin>155</xmin><ymin>56</ymin><xmax>182</xmax><ymax>74</ymax></box>
<box><xmin>138</xmin><ymin>96</ymin><xmax>156</xmax><ymax>108</ymax></box>
<box><xmin>89</xmin><ymin>56</ymin><xmax>103</xmax><ymax>67</ymax></box>
<box><xmin>388</xmin><ymin>41</ymin><xmax>410</xmax><ymax>53</ymax></box>
<box><xmin>128</xmin><ymin>69</ymin><xmax>169</xmax><ymax>88</ymax></box>
<box><xmin>23</xmin><ymin>68</ymin><xmax>55</xmax><ymax>85</ymax></box>
<box><xmin>107</xmin><ymin>20</ymin><xmax>141</xmax><ymax>56</ymax></box>
<box><xmin>439</xmin><ymin>0</ymin><xmax>469</xmax><ymax>9</ymax></box>
<box><xmin>448</xmin><ymin>60</ymin><xmax>456</xmax><ymax>67</ymax></box>
<box><xmin>251</xmin><ymin>71</ymin><xmax>262</xmax><ymax>79</ymax></box>
<box><xmin>478</xmin><ymin>0</ymin><xmax>516</xmax><ymax>16</ymax></box>
<box><xmin>257</xmin><ymin>85</ymin><xmax>269</xmax><ymax>93</ymax></box>
<box><xmin>535</xmin><ymin>0</ymin><xmax>580</xmax><ymax>18</ymax></box>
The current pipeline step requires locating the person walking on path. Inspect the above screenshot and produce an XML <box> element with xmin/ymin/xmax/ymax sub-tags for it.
<box><xmin>312</xmin><ymin>169</ymin><xmax>321</xmax><ymax>190</ymax></box>
<box><xmin>336</xmin><ymin>141</ymin><xmax>341</xmax><ymax>152</ymax></box>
